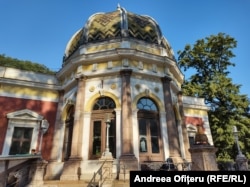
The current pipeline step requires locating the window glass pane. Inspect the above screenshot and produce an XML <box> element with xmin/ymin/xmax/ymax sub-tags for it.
<box><xmin>139</xmin><ymin>137</ymin><xmax>147</xmax><ymax>152</ymax></box>
<box><xmin>10</xmin><ymin>127</ymin><xmax>33</xmax><ymax>155</ymax></box>
<box><xmin>139</xmin><ymin>119</ymin><xmax>146</xmax><ymax>136</ymax></box>
<box><xmin>21</xmin><ymin>141</ymin><xmax>31</xmax><ymax>154</ymax></box>
<box><xmin>93</xmin><ymin>97</ymin><xmax>116</xmax><ymax>110</ymax></box>
<box><xmin>108</xmin><ymin>119</ymin><xmax>116</xmax><ymax>157</ymax></box>
<box><xmin>93</xmin><ymin>121</ymin><xmax>101</xmax><ymax>156</ymax></box>
<box><xmin>137</xmin><ymin>97</ymin><xmax>158</xmax><ymax>111</ymax></box>
<box><xmin>150</xmin><ymin>120</ymin><xmax>158</xmax><ymax>136</ymax></box>
<box><xmin>24</xmin><ymin>128</ymin><xmax>33</xmax><ymax>139</ymax></box>
<box><xmin>9</xmin><ymin>141</ymin><xmax>19</xmax><ymax>155</ymax></box>
<box><xmin>13</xmin><ymin>127</ymin><xmax>23</xmax><ymax>138</ymax></box>
<box><xmin>139</xmin><ymin>119</ymin><xmax>148</xmax><ymax>153</ymax></box>
<box><xmin>150</xmin><ymin>120</ymin><xmax>160</xmax><ymax>153</ymax></box>
<box><xmin>151</xmin><ymin>137</ymin><xmax>159</xmax><ymax>153</ymax></box>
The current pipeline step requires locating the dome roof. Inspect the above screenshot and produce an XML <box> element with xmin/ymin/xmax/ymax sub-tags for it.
<box><xmin>64</xmin><ymin>6</ymin><xmax>170</xmax><ymax>61</ymax></box>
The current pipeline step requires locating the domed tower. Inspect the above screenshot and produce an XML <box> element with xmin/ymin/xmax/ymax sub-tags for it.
<box><xmin>53</xmin><ymin>6</ymin><xmax>189</xmax><ymax>181</ymax></box>
<box><xmin>62</xmin><ymin>5</ymin><xmax>176</xmax><ymax>65</ymax></box>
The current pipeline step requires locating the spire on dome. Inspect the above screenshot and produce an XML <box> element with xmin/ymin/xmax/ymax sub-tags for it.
<box><xmin>117</xmin><ymin>3</ymin><xmax>121</xmax><ymax>10</ymax></box>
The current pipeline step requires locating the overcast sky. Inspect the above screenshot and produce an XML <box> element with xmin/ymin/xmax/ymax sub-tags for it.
<box><xmin>0</xmin><ymin>0</ymin><xmax>249</xmax><ymax>97</ymax></box>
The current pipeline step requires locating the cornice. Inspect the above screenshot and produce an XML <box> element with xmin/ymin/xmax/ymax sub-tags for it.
<box><xmin>0</xmin><ymin>78</ymin><xmax>61</xmax><ymax>90</ymax></box>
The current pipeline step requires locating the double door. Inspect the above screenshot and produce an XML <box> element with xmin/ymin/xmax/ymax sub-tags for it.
<box><xmin>90</xmin><ymin>110</ymin><xmax>116</xmax><ymax>159</ymax></box>
<box><xmin>138</xmin><ymin>111</ymin><xmax>163</xmax><ymax>162</ymax></box>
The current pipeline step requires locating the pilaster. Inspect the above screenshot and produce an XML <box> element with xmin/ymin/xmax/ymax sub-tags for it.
<box><xmin>60</xmin><ymin>75</ymin><xmax>86</xmax><ymax>180</ymax></box>
<box><xmin>178</xmin><ymin>92</ymin><xmax>192</xmax><ymax>161</ymax></box>
<box><xmin>119</xmin><ymin>69</ymin><xmax>138</xmax><ymax>180</ymax></box>
<box><xmin>44</xmin><ymin>91</ymin><xmax>65</xmax><ymax>180</ymax></box>
<box><xmin>161</xmin><ymin>76</ymin><xmax>182</xmax><ymax>161</ymax></box>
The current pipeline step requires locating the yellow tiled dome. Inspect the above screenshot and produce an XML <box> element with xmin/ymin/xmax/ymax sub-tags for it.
<box><xmin>64</xmin><ymin>6</ymin><xmax>169</xmax><ymax>61</ymax></box>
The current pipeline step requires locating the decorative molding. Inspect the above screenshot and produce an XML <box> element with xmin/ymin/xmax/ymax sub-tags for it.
<box><xmin>92</xmin><ymin>63</ymin><xmax>97</xmax><ymax>71</ymax></box>
<box><xmin>89</xmin><ymin>86</ymin><xmax>95</xmax><ymax>92</ymax></box>
<box><xmin>154</xmin><ymin>87</ymin><xmax>159</xmax><ymax>93</ymax></box>
<box><xmin>135</xmin><ymin>84</ymin><xmax>141</xmax><ymax>91</ymax></box>
<box><xmin>111</xmin><ymin>83</ymin><xmax>117</xmax><ymax>90</ymax></box>
<box><xmin>107</xmin><ymin>61</ymin><xmax>113</xmax><ymax>69</ymax></box>
<box><xmin>76</xmin><ymin>65</ymin><xmax>83</xmax><ymax>74</ymax></box>
<box><xmin>122</xmin><ymin>59</ymin><xmax>129</xmax><ymax>67</ymax></box>
<box><xmin>7</xmin><ymin>109</ymin><xmax>43</xmax><ymax>120</ymax></box>
<box><xmin>138</xmin><ymin>61</ymin><xmax>143</xmax><ymax>70</ymax></box>
<box><xmin>152</xmin><ymin>64</ymin><xmax>157</xmax><ymax>73</ymax></box>
<box><xmin>99</xmin><ymin>89</ymin><xmax>105</xmax><ymax>96</ymax></box>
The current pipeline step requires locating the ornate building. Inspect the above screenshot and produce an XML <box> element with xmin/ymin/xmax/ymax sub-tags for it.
<box><xmin>0</xmin><ymin>6</ymin><xmax>216</xmax><ymax>185</ymax></box>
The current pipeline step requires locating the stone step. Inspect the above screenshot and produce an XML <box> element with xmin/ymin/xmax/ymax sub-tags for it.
<box><xmin>43</xmin><ymin>180</ymin><xmax>91</xmax><ymax>187</ymax></box>
<box><xmin>112</xmin><ymin>180</ymin><xmax>130</xmax><ymax>187</ymax></box>
<box><xmin>43</xmin><ymin>179</ymin><xmax>129</xmax><ymax>187</ymax></box>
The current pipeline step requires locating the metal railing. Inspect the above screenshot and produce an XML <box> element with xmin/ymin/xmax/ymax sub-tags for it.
<box><xmin>87</xmin><ymin>160</ymin><xmax>106</xmax><ymax>187</ymax></box>
<box><xmin>0</xmin><ymin>155</ymin><xmax>41</xmax><ymax>187</ymax></box>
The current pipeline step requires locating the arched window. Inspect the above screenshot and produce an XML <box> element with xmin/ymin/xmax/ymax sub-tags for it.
<box><xmin>137</xmin><ymin>97</ymin><xmax>158</xmax><ymax>111</ymax></box>
<box><xmin>137</xmin><ymin>97</ymin><xmax>163</xmax><ymax>162</ymax></box>
<box><xmin>93</xmin><ymin>97</ymin><xmax>116</xmax><ymax>110</ymax></box>
<box><xmin>63</xmin><ymin>105</ymin><xmax>74</xmax><ymax>161</ymax></box>
<box><xmin>90</xmin><ymin>97</ymin><xmax>116</xmax><ymax>159</ymax></box>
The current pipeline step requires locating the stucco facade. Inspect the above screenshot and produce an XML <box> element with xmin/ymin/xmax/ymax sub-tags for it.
<box><xmin>0</xmin><ymin>6</ymin><xmax>216</xmax><ymax>183</ymax></box>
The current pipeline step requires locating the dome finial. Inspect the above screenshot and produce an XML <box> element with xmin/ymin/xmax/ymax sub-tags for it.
<box><xmin>117</xmin><ymin>3</ymin><xmax>121</xmax><ymax>10</ymax></box>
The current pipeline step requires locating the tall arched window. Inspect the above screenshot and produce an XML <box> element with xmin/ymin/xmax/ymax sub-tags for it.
<box><xmin>63</xmin><ymin>105</ymin><xmax>74</xmax><ymax>161</ymax></box>
<box><xmin>90</xmin><ymin>97</ymin><xmax>116</xmax><ymax>159</ymax></box>
<box><xmin>137</xmin><ymin>97</ymin><xmax>163</xmax><ymax>162</ymax></box>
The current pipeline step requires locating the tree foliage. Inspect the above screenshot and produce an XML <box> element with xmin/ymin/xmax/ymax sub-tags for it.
<box><xmin>177</xmin><ymin>33</ymin><xmax>250</xmax><ymax>161</ymax></box>
<box><xmin>0</xmin><ymin>54</ymin><xmax>56</xmax><ymax>75</ymax></box>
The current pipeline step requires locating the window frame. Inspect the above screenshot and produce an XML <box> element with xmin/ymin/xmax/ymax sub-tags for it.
<box><xmin>89</xmin><ymin>96</ymin><xmax>116</xmax><ymax>160</ymax></box>
<box><xmin>2</xmin><ymin>109</ymin><xmax>44</xmax><ymax>156</ymax></box>
<box><xmin>89</xmin><ymin>110</ymin><xmax>116</xmax><ymax>159</ymax></box>
<box><xmin>137</xmin><ymin>97</ymin><xmax>163</xmax><ymax>162</ymax></box>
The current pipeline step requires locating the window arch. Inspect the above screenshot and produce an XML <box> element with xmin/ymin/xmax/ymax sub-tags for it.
<box><xmin>93</xmin><ymin>97</ymin><xmax>116</xmax><ymax>110</ymax></box>
<box><xmin>137</xmin><ymin>97</ymin><xmax>158</xmax><ymax>111</ymax></box>
<box><xmin>137</xmin><ymin>97</ymin><xmax>163</xmax><ymax>162</ymax></box>
<box><xmin>90</xmin><ymin>97</ymin><xmax>116</xmax><ymax>159</ymax></box>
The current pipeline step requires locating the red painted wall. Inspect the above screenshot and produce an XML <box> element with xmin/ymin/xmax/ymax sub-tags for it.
<box><xmin>185</xmin><ymin>116</ymin><xmax>205</xmax><ymax>131</ymax></box>
<box><xmin>0</xmin><ymin>96</ymin><xmax>58</xmax><ymax>160</ymax></box>
<box><xmin>185</xmin><ymin>116</ymin><xmax>203</xmax><ymax>126</ymax></box>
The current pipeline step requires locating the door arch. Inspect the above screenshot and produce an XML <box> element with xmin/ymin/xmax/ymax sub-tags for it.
<box><xmin>89</xmin><ymin>96</ymin><xmax>116</xmax><ymax>159</ymax></box>
<box><xmin>137</xmin><ymin>97</ymin><xmax>164</xmax><ymax>162</ymax></box>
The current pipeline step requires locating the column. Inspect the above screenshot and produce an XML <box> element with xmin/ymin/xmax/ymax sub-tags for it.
<box><xmin>49</xmin><ymin>90</ymin><xmax>65</xmax><ymax>161</ymax></box>
<box><xmin>60</xmin><ymin>76</ymin><xmax>86</xmax><ymax>181</ymax></box>
<box><xmin>44</xmin><ymin>91</ymin><xmax>64</xmax><ymax>180</ymax></box>
<box><xmin>69</xmin><ymin>76</ymin><xmax>86</xmax><ymax>159</ymax></box>
<box><xmin>177</xmin><ymin>92</ymin><xmax>192</xmax><ymax>161</ymax></box>
<box><xmin>161</xmin><ymin>76</ymin><xmax>181</xmax><ymax>161</ymax></box>
<box><xmin>119</xmin><ymin>69</ymin><xmax>138</xmax><ymax>180</ymax></box>
<box><xmin>120</xmin><ymin>69</ymin><xmax>134</xmax><ymax>156</ymax></box>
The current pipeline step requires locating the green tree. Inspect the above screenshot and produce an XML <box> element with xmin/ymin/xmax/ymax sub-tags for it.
<box><xmin>177</xmin><ymin>33</ymin><xmax>250</xmax><ymax>161</ymax></box>
<box><xmin>0</xmin><ymin>54</ymin><xmax>56</xmax><ymax>75</ymax></box>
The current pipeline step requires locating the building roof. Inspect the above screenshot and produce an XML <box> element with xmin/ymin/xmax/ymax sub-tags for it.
<box><xmin>64</xmin><ymin>6</ymin><xmax>173</xmax><ymax>62</ymax></box>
